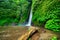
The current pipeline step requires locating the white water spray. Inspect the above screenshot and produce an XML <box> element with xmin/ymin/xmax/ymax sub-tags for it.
<box><xmin>25</xmin><ymin>8</ymin><xmax>32</xmax><ymax>26</ymax></box>
<box><xmin>18</xmin><ymin>8</ymin><xmax>32</xmax><ymax>27</ymax></box>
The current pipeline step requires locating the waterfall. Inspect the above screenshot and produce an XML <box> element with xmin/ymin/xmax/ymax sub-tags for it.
<box><xmin>18</xmin><ymin>0</ymin><xmax>32</xmax><ymax>27</ymax></box>
<box><xmin>18</xmin><ymin>8</ymin><xmax>32</xmax><ymax>27</ymax></box>
<box><xmin>25</xmin><ymin>8</ymin><xmax>32</xmax><ymax>26</ymax></box>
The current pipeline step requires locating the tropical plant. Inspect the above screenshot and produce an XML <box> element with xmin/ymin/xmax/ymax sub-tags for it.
<box><xmin>51</xmin><ymin>36</ymin><xmax>57</xmax><ymax>40</ymax></box>
<box><xmin>45</xmin><ymin>19</ymin><xmax>60</xmax><ymax>32</ymax></box>
<box><xmin>32</xmin><ymin>0</ymin><xmax>60</xmax><ymax>26</ymax></box>
<box><xmin>0</xmin><ymin>0</ymin><xmax>29</xmax><ymax>26</ymax></box>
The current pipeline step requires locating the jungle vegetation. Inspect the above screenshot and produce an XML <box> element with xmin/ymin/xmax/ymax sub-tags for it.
<box><xmin>32</xmin><ymin>0</ymin><xmax>60</xmax><ymax>31</ymax></box>
<box><xmin>0</xmin><ymin>0</ymin><xmax>60</xmax><ymax>32</ymax></box>
<box><xmin>0</xmin><ymin>0</ymin><xmax>30</xmax><ymax>26</ymax></box>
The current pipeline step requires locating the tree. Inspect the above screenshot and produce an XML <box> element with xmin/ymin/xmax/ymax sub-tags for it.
<box><xmin>32</xmin><ymin>0</ymin><xmax>60</xmax><ymax>31</ymax></box>
<box><xmin>32</xmin><ymin>0</ymin><xmax>60</xmax><ymax>25</ymax></box>
<box><xmin>0</xmin><ymin>0</ymin><xmax>30</xmax><ymax>26</ymax></box>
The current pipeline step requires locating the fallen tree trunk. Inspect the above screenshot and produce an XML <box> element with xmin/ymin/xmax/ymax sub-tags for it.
<box><xmin>18</xmin><ymin>27</ymin><xmax>39</xmax><ymax>40</ymax></box>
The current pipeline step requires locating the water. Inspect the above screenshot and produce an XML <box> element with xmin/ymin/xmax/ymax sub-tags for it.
<box><xmin>18</xmin><ymin>8</ymin><xmax>32</xmax><ymax>27</ymax></box>
<box><xmin>25</xmin><ymin>8</ymin><xmax>32</xmax><ymax>26</ymax></box>
<box><xmin>18</xmin><ymin>0</ymin><xmax>32</xmax><ymax>27</ymax></box>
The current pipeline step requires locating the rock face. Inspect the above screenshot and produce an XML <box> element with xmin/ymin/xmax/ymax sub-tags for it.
<box><xmin>0</xmin><ymin>26</ymin><xmax>58</xmax><ymax>40</ymax></box>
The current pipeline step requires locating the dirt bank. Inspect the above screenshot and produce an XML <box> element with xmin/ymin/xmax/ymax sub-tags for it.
<box><xmin>0</xmin><ymin>26</ymin><xmax>60</xmax><ymax>40</ymax></box>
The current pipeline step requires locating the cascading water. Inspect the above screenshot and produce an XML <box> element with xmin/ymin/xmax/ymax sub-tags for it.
<box><xmin>18</xmin><ymin>8</ymin><xmax>32</xmax><ymax>27</ymax></box>
<box><xmin>18</xmin><ymin>0</ymin><xmax>32</xmax><ymax>26</ymax></box>
<box><xmin>25</xmin><ymin>8</ymin><xmax>32</xmax><ymax>26</ymax></box>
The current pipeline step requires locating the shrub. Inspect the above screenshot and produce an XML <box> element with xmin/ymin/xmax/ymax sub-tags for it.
<box><xmin>45</xmin><ymin>19</ymin><xmax>60</xmax><ymax>32</ymax></box>
<box><xmin>0</xmin><ymin>0</ymin><xmax>29</xmax><ymax>26</ymax></box>
<box><xmin>51</xmin><ymin>36</ymin><xmax>57</xmax><ymax>40</ymax></box>
<box><xmin>32</xmin><ymin>0</ymin><xmax>60</xmax><ymax>26</ymax></box>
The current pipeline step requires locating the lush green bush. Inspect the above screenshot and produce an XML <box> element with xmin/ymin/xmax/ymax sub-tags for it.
<box><xmin>32</xmin><ymin>0</ymin><xmax>60</xmax><ymax>31</ymax></box>
<box><xmin>32</xmin><ymin>0</ymin><xmax>60</xmax><ymax>25</ymax></box>
<box><xmin>45</xmin><ymin>19</ymin><xmax>60</xmax><ymax>31</ymax></box>
<box><xmin>0</xmin><ymin>0</ymin><xmax>30</xmax><ymax>26</ymax></box>
<box><xmin>51</xmin><ymin>36</ymin><xmax>57</xmax><ymax>40</ymax></box>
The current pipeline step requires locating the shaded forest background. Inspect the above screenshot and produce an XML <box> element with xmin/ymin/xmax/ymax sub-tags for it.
<box><xmin>32</xmin><ymin>0</ymin><xmax>60</xmax><ymax>32</ymax></box>
<box><xmin>0</xmin><ymin>0</ymin><xmax>31</xmax><ymax>26</ymax></box>
<box><xmin>0</xmin><ymin>0</ymin><xmax>60</xmax><ymax>32</ymax></box>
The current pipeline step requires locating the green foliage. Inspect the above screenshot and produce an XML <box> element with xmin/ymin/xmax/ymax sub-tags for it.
<box><xmin>45</xmin><ymin>19</ymin><xmax>60</xmax><ymax>32</ymax></box>
<box><xmin>32</xmin><ymin>0</ymin><xmax>60</xmax><ymax>28</ymax></box>
<box><xmin>28</xmin><ymin>38</ymin><xmax>31</xmax><ymax>40</ymax></box>
<box><xmin>0</xmin><ymin>0</ymin><xmax>29</xmax><ymax>26</ymax></box>
<box><xmin>51</xmin><ymin>36</ymin><xmax>57</xmax><ymax>40</ymax></box>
